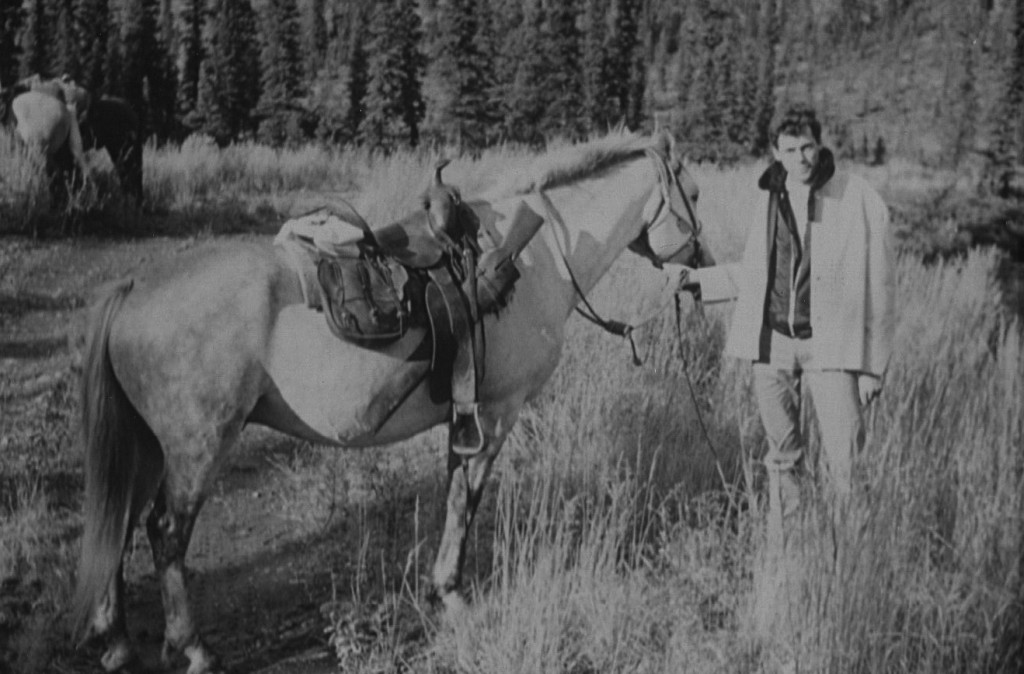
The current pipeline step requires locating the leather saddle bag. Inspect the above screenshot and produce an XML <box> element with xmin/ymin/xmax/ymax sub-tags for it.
<box><xmin>316</xmin><ymin>253</ymin><xmax>424</xmax><ymax>346</ymax></box>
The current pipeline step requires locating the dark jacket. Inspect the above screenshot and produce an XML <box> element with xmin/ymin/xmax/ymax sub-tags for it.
<box><xmin>758</xmin><ymin>149</ymin><xmax>835</xmax><ymax>340</ymax></box>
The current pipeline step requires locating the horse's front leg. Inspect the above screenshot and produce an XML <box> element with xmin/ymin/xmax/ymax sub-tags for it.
<box><xmin>432</xmin><ymin>405</ymin><xmax>518</xmax><ymax>610</ymax></box>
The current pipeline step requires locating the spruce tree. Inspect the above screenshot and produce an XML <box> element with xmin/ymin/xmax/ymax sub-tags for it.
<box><xmin>176</xmin><ymin>0</ymin><xmax>204</xmax><ymax>128</ymax></box>
<box><xmin>346</xmin><ymin>27</ymin><xmax>369</xmax><ymax>142</ymax></box>
<box><xmin>0</xmin><ymin>1</ymin><xmax>24</xmax><ymax>87</ymax></box>
<box><xmin>74</xmin><ymin>0</ymin><xmax>110</xmax><ymax>93</ymax></box>
<box><xmin>157</xmin><ymin>0</ymin><xmax>174</xmax><ymax>49</ymax></box>
<box><xmin>684</xmin><ymin>3</ymin><xmax>723</xmax><ymax>158</ymax></box>
<box><xmin>51</xmin><ymin>0</ymin><xmax>77</xmax><ymax>80</ymax></box>
<box><xmin>489</xmin><ymin>0</ymin><xmax>527</xmax><ymax>141</ymax></box>
<box><xmin>426</xmin><ymin>0</ymin><xmax>494</xmax><ymax>148</ymax></box>
<box><xmin>257</xmin><ymin>0</ymin><xmax>306</xmax><ymax>146</ymax></box>
<box><xmin>303</xmin><ymin>0</ymin><xmax>328</xmax><ymax>80</ymax></box>
<box><xmin>987</xmin><ymin>0</ymin><xmax>1024</xmax><ymax>197</ymax></box>
<box><xmin>473</xmin><ymin>0</ymin><xmax>503</xmax><ymax>143</ymax></box>
<box><xmin>395</xmin><ymin>0</ymin><xmax>425</xmax><ymax>147</ymax></box>
<box><xmin>753</xmin><ymin>0</ymin><xmax>779</xmax><ymax>155</ymax></box>
<box><xmin>195</xmin><ymin>0</ymin><xmax>260</xmax><ymax>144</ymax></box>
<box><xmin>360</xmin><ymin>0</ymin><xmax>424</xmax><ymax>150</ymax></box>
<box><xmin>626</xmin><ymin>0</ymin><xmax>650</xmax><ymax>130</ymax></box>
<box><xmin>488</xmin><ymin>1</ymin><xmax>521</xmax><ymax>91</ymax></box>
<box><xmin>543</xmin><ymin>0</ymin><xmax>585</xmax><ymax>139</ymax></box>
<box><xmin>949</xmin><ymin>25</ymin><xmax>979</xmax><ymax>165</ymax></box>
<box><xmin>100</xmin><ymin>0</ymin><xmax>174</xmax><ymax>139</ymax></box>
<box><xmin>502</xmin><ymin>0</ymin><xmax>547</xmax><ymax>143</ymax></box>
<box><xmin>19</xmin><ymin>0</ymin><xmax>49</xmax><ymax>79</ymax></box>
<box><xmin>146</xmin><ymin>0</ymin><xmax>178</xmax><ymax>142</ymax></box>
<box><xmin>120</xmin><ymin>0</ymin><xmax>161</xmax><ymax>129</ymax></box>
<box><xmin>103</xmin><ymin>4</ymin><xmax>124</xmax><ymax>97</ymax></box>
<box><xmin>580</xmin><ymin>0</ymin><xmax>609</xmax><ymax>133</ymax></box>
<box><xmin>608</xmin><ymin>0</ymin><xmax>642</xmax><ymax>128</ymax></box>
<box><xmin>712</xmin><ymin>25</ymin><xmax>739</xmax><ymax>158</ymax></box>
<box><xmin>674</xmin><ymin>2</ymin><xmax>701</xmax><ymax>140</ymax></box>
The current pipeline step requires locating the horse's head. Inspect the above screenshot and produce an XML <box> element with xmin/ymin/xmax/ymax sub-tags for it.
<box><xmin>628</xmin><ymin>132</ymin><xmax>714</xmax><ymax>269</ymax></box>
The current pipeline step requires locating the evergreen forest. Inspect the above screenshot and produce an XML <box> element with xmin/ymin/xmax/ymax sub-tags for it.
<box><xmin>2</xmin><ymin>0</ymin><xmax>1024</xmax><ymax>183</ymax></box>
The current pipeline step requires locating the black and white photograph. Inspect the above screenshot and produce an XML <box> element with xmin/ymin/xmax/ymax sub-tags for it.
<box><xmin>1</xmin><ymin>1</ymin><xmax>1022</xmax><ymax>672</ymax></box>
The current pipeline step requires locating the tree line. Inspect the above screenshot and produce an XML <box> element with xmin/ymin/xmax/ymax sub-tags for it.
<box><xmin>0</xmin><ymin>0</ymin><xmax>772</xmax><ymax>157</ymax></box>
<box><xmin>1</xmin><ymin>0</ymin><xmax>1024</xmax><ymax>180</ymax></box>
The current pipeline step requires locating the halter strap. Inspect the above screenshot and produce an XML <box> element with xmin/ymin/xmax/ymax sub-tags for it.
<box><xmin>643</xmin><ymin>148</ymin><xmax>703</xmax><ymax>256</ymax></box>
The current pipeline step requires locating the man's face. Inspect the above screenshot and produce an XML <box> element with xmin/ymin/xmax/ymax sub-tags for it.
<box><xmin>773</xmin><ymin>133</ymin><xmax>820</xmax><ymax>184</ymax></box>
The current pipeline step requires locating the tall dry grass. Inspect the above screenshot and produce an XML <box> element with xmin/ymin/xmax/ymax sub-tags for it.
<box><xmin>421</xmin><ymin>160</ymin><xmax>1023</xmax><ymax>673</ymax></box>
<box><xmin>1</xmin><ymin>135</ymin><xmax>1020</xmax><ymax>673</ymax></box>
<box><xmin>0</xmin><ymin>129</ymin><xmax>51</xmax><ymax>232</ymax></box>
<box><xmin>144</xmin><ymin>136</ymin><xmax>364</xmax><ymax>213</ymax></box>
<box><xmin>764</xmin><ymin>246</ymin><xmax>1023</xmax><ymax>674</ymax></box>
<box><xmin>138</xmin><ymin>141</ymin><xmax>1017</xmax><ymax>673</ymax></box>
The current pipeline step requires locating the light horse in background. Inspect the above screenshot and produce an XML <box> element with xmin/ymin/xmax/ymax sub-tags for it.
<box><xmin>72</xmin><ymin>132</ymin><xmax>710</xmax><ymax>673</ymax></box>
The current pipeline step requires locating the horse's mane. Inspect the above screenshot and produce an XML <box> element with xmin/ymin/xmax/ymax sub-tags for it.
<box><xmin>495</xmin><ymin>133</ymin><xmax>655</xmax><ymax>197</ymax></box>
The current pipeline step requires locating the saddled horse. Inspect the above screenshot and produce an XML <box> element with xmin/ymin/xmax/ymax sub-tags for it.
<box><xmin>72</xmin><ymin>132</ymin><xmax>710</xmax><ymax>673</ymax></box>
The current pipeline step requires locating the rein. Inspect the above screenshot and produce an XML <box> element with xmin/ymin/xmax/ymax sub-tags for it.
<box><xmin>534</xmin><ymin>148</ymin><xmax>700</xmax><ymax>367</ymax></box>
<box><xmin>673</xmin><ymin>293</ymin><xmax>726</xmax><ymax>476</ymax></box>
<box><xmin>536</xmin><ymin>189</ymin><xmax>644</xmax><ymax>365</ymax></box>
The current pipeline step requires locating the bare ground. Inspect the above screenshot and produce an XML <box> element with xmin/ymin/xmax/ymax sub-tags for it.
<box><xmin>0</xmin><ymin>234</ymin><xmax>463</xmax><ymax>674</ymax></box>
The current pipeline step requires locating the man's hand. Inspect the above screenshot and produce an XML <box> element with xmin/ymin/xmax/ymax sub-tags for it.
<box><xmin>858</xmin><ymin>373</ymin><xmax>882</xmax><ymax>406</ymax></box>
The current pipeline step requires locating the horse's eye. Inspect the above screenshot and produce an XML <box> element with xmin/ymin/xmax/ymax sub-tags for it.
<box><xmin>423</xmin><ymin>199</ymin><xmax>430</xmax><ymax>210</ymax></box>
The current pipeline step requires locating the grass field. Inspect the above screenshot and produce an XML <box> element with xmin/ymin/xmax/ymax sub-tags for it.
<box><xmin>0</xmin><ymin>133</ymin><xmax>1021</xmax><ymax>673</ymax></box>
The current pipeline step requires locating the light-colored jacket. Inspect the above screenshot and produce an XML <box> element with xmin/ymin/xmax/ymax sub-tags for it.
<box><xmin>719</xmin><ymin>170</ymin><xmax>896</xmax><ymax>377</ymax></box>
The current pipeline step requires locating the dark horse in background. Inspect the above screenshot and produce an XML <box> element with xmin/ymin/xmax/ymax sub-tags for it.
<box><xmin>1</xmin><ymin>75</ymin><xmax>144</xmax><ymax>203</ymax></box>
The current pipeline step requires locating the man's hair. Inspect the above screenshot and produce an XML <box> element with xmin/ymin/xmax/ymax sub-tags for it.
<box><xmin>772</xmin><ymin>106</ymin><xmax>822</xmax><ymax>146</ymax></box>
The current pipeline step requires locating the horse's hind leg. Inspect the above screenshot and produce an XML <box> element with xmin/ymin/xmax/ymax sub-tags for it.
<box><xmin>432</xmin><ymin>403</ymin><xmax>519</xmax><ymax>610</ymax></box>
<box><xmin>146</xmin><ymin>486</ymin><xmax>216</xmax><ymax>673</ymax></box>
<box><xmin>145</xmin><ymin>439</ymin><xmax>233</xmax><ymax>674</ymax></box>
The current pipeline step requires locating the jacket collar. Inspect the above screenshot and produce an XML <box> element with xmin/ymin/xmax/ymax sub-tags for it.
<box><xmin>758</xmin><ymin>147</ymin><xmax>836</xmax><ymax>194</ymax></box>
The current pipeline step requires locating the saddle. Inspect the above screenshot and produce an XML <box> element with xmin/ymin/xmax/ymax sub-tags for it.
<box><xmin>276</xmin><ymin>167</ymin><xmax>543</xmax><ymax>454</ymax></box>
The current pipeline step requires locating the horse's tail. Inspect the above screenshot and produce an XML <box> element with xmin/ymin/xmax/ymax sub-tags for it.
<box><xmin>71</xmin><ymin>279</ymin><xmax>158</xmax><ymax>641</ymax></box>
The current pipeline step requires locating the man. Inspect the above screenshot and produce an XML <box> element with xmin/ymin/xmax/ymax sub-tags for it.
<box><xmin>694</xmin><ymin>107</ymin><xmax>896</xmax><ymax>536</ymax></box>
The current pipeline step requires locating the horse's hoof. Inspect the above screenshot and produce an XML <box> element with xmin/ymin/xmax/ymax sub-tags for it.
<box><xmin>440</xmin><ymin>591</ymin><xmax>469</xmax><ymax>617</ymax></box>
<box><xmin>160</xmin><ymin>641</ymin><xmax>180</xmax><ymax>669</ymax></box>
<box><xmin>100</xmin><ymin>638</ymin><xmax>136</xmax><ymax>672</ymax></box>
<box><xmin>184</xmin><ymin>641</ymin><xmax>222</xmax><ymax>674</ymax></box>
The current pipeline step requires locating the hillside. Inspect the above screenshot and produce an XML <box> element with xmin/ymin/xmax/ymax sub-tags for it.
<box><xmin>647</xmin><ymin>0</ymin><xmax>1009</xmax><ymax>169</ymax></box>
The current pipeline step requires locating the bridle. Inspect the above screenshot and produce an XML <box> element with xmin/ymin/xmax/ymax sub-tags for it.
<box><xmin>638</xmin><ymin>147</ymin><xmax>705</xmax><ymax>268</ymax></box>
<box><xmin>539</xmin><ymin>147</ymin><xmax>704</xmax><ymax>365</ymax></box>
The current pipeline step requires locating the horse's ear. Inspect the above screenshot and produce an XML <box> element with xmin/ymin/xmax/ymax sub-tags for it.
<box><xmin>653</xmin><ymin>129</ymin><xmax>676</xmax><ymax>158</ymax></box>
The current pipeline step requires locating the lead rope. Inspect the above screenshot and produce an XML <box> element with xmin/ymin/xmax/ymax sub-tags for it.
<box><xmin>537</xmin><ymin>190</ymin><xmax>644</xmax><ymax>365</ymax></box>
<box><xmin>674</xmin><ymin>293</ymin><xmax>729</xmax><ymax>487</ymax></box>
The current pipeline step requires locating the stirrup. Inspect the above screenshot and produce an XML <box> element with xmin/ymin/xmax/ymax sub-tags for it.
<box><xmin>450</xmin><ymin>402</ymin><xmax>484</xmax><ymax>456</ymax></box>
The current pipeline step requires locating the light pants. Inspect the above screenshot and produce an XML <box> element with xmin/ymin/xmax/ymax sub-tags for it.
<box><xmin>752</xmin><ymin>331</ymin><xmax>864</xmax><ymax>499</ymax></box>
